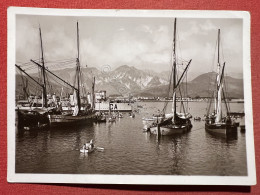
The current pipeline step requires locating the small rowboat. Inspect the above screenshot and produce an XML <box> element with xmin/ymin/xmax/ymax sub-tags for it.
<box><xmin>130</xmin><ymin>113</ymin><xmax>135</xmax><ymax>118</ymax></box>
<box><xmin>80</xmin><ymin>140</ymin><xmax>95</xmax><ymax>153</ymax></box>
<box><xmin>108</xmin><ymin>116</ymin><xmax>116</xmax><ymax>122</ymax></box>
<box><xmin>80</xmin><ymin>147</ymin><xmax>95</xmax><ymax>153</ymax></box>
<box><xmin>194</xmin><ymin>116</ymin><xmax>201</xmax><ymax>121</ymax></box>
<box><xmin>97</xmin><ymin>115</ymin><xmax>106</xmax><ymax>122</ymax></box>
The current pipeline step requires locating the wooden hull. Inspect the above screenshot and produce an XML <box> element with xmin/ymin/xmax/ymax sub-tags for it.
<box><xmin>240</xmin><ymin>125</ymin><xmax>245</xmax><ymax>132</ymax></box>
<box><xmin>142</xmin><ymin>117</ymin><xmax>164</xmax><ymax>130</ymax></box>
<box><xmin>96</xmin><ymin>118</ymin><xmax>106</xmax><ymax>122</ymax></box>
<box><xmin>143</xmin><ymin>124</ymin><xmax>152</xmax><ymax>131</ymax></box>
<box><xmin>80</xmin><ymin>147</ymin><xmax>95</xmax><ymax>153</ymax></box>
<box><xmin>16</xmin><ymin>110</ymin><xmax>49</xmax><ymax>130</ymax></box>
<box><xmin>150</xmin><ymin>124</ymin><xmax>191</xmax><ymax>135</ymax></box>
<box><xmin>48</xmin><ymin>113</ymin><xmax>96</xmax><ymax>126</ymax></box>
<box><xmin>205</xmin><ymin>123</ymin><xmax>237</xmax><ymax>134</ymax></box>
<box><xmin>16</xmin><ymin>106</ymin><xmax>55</xmax><ymax>113</ymax></box>
<box><xmin>108</xmin><ymin>118</ymin><xmax>116</xmax><ymax>122</ymax></box>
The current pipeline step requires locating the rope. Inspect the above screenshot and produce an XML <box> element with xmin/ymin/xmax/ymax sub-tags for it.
<box><xmin>206</xmin><ymin>37</ymin><xmax>218</xmax><ymax>112</ymax></box>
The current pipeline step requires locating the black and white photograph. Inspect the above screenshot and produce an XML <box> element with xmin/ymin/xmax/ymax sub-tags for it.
<box><xmin>7</xmin><ymin>8</ymin><xmax>256</xmax><ymax>185</ymax></box>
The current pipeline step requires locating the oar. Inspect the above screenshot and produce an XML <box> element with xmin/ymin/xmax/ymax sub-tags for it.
<box><xmin>95</xmin><ymin>147</ymin><xmax>104</xmax><ymax>151</ymax></box>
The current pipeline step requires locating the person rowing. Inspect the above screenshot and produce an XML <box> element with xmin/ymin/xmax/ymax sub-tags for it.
<box><xmin>81</xmin><ymin>139</ymin><xmax>94</xmax><ymax>153</ymax></box>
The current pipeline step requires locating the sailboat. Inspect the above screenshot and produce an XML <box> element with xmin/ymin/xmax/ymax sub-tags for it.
<box><xmin>150</xmin><ymin>18</ymin><xmax>192</xmax><ymax>136</ymax></box>
<box><xmin>15</xmin><ymin>26</ymin><xmax>53</xmax><ymax>130</ymax></box>
<box><xmin>47</xmin><ymin>22</ymin><xmax>96</xmax><ymax>126</ymax></box>
<box><xmin>205</xmin><ymin>29</ymin><xmax>237</xmax><ymax>134</ymax></box>
<box><xmin>16</xmin><ymin>25</ymin><xmax>51</xmax><ymax>112</ymax></box>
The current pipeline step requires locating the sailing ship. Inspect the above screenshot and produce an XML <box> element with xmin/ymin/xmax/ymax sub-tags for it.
<box><xmin>149</xmin><ymin>18</ymin><xmax>193</xmax><ymax>136</ymax></box>
<box><xmin>15</xmin><ymin>26</ymin><xmax>54</xmax><ymax>130</ymax></box>
<box><xmin>15</xmin><ymin>72</ymin><xmax>50</xmax><ymax>131</ymax></box>
<box><xmin>205</xmin><ymin>29</ymin><xmax>237</xmax><ymax>135</ymax></box>
<box><xmin>47</xmin><ymin>22</ymin><xmax>96</xmax><ymax>126</ymax></box>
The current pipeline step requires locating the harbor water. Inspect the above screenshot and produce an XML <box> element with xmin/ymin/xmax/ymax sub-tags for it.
<box><xmin>16</xmin><ymin>102</ymin><xmax>247</xmax><ymax>176</ymax></box>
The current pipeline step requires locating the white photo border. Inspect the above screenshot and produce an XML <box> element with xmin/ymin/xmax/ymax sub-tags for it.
<box><xmin>7</xmin><ymin>7</ymin><xmax>256</xmax><ymax>185</ymax></box>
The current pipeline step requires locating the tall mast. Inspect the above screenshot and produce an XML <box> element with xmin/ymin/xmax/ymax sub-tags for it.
<box><xmin>217</xmin><ymin>29</ymin><xmax>220</xmax><ymax>65</ymax></box>
<box><xmin>217</xmin><ymin>29</ymin><xmax>221</xmax><ymax>83</ymax></box>
<box><xmin>173</xmin><ymin>18</ymin><xmax>177</xmax><ymax>89</ymax></box>
<box><xmin>172</xmin><ymin>18</ymin><xmax>177</xmax><ymax>118</ymax></box>
<box><xmin>39</xmin><ymin>26</ymin><xmax>48</xmax><ymax>108</ymax></box>
<box><xmin>76</xmin><ymin>21</ymin><xmax>81</xmax><ymax>110</ymax></box>
<box><xmin>214</xmin><ymin>29</ymin><xmax>221</xmax><ymax>114</ymax></box>
<box><xmin>109</xmin><ymin>98</ymin><xmax>111</xmax><ymax>116</ymax></box>
<box><xmin>92</xmin><ymin>77</ymin><xmax>95</xmax><ymax>110</ymax></box>
<box><xmin>215</xmin><ymin>29</ymin><xmax>222</xmax><ymax>123</ymax></box>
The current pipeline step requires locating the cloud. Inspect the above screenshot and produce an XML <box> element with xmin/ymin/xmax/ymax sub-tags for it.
<box><xmin>16</xmin><ymin>17</ymin><xmax>39</xmax><ymax>62</ymax></box>
<box><xmin>79</xmin><ymin>24</ymin><xmax>172</xmax><ymax>69</ymax></box>
<box><xmin>43</xmin><ymin>26</ymin><xmax>75</xmax><ymax>61</ymax></box>
<box><xmin>16</xmin><ymin>16</ymin><xmax>243</xmax><ymax>76</ymax></box>
<box><xmin>199</xmin><ymin>20</ymin><xmax>216</xmax><ymax>31</ymax></box>
<box><xmin>180</xmin><ymin>20</ymin><xmax>217</xmax><ymax>42</ymax></box>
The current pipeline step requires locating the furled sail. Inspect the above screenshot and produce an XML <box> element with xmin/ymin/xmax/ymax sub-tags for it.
<box><xmin>73</xmin><ymin>89</ymin><xmax>79</xmax><ymax>116</ymax></box>
<box><xmin>215</xmin><ymin>63</ymin><xmax>223</xmax><ymax>123</ymax></box>
<box><xmin>171</xmin><ymin>91</ymin><xmax>176</xmax><ymax>123</ymax></box>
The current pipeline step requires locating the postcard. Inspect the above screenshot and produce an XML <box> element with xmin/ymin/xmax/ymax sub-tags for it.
<box><xmin>7</xmin><ymin>7</ymin><xmax>256</xmax><ymax>185</ymax></box>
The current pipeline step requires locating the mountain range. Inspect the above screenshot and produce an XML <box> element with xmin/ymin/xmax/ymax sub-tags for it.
<box><xmin>15</xmin><ymin>65</ymin><xmax>244</xmax><ymax>99</ymax></box>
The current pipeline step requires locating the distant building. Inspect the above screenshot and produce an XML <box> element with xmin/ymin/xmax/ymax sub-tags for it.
<box><xmin>95</xmin><ymin>90</ymin><xmax>106</xmax><ymax>102</ymax></box>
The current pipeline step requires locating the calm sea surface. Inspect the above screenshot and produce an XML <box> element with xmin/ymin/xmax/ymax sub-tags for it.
<box><xmin>16</xmin><ymin>102</ymin><xmax>247</xmax><ymax>176</ymax></box>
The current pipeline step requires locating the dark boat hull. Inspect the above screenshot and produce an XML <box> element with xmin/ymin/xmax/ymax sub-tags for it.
<box><xmin>16</xmin><ymin>110</ymin><xmax>49</xmax><ymax>130</ymax></box>
<box><xmin>205</xmin><ymin>123</ymin><xmax>237</xmax><ymax>134</ymax></box>
<box><xmin>150</xmin><ymin>124</ymin><xmax>192</xmax><ymax>135</ymax></box>
<box><xmin>48</xmin><ymin>113</ymin><xmax>96</xmax><ymax>126</ymax></box>
<box><xmin>150</xmin><ymin>116</ymin><xmax>192</xmax><ymax>136</ymax></box>
<box><xmin>240</xmin><ymin>125</ymin><xmax>246</xmax><ymax>132</ymax></box>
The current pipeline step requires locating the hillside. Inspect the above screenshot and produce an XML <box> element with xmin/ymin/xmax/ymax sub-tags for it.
<box><xmin>134</xmin><ymin>72</ymin><xmax>244</xmax><ymax>98</ymax></box>
<box><xmin>15</xmin><ymin>65</ymin><xmax>244</xmax><ymax>99</ymax></box>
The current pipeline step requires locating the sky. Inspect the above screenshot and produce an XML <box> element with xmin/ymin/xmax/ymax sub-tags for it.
<box><xmin>16</xmin><ymin>15</ymin><xmax>243</xmax><ymax>76</ymax></box>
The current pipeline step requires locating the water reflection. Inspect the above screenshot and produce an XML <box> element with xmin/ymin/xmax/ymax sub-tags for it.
<box><xmin>205</xmin><ymin>130</ymin><xmax>238</xmax><ymax>143</ymax></box>
<box><xmin>16</xmin><ymin>102</ymin><xmax>247</xmax><ymax>176</ymax></box>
